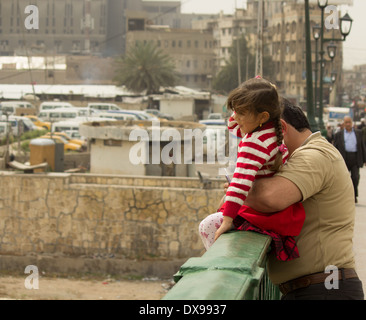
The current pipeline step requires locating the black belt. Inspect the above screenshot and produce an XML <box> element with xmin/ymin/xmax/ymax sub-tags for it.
<box><xmin>279</xmin><ymin>268</ymin><xmax>359</xmax><ymax>296</ymax></box>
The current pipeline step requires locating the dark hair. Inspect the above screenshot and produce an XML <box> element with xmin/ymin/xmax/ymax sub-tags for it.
<box><xmin>281</xmin><ymin>97</ymin><xmax>311</xmax><ymax>132</ymax></box>
<box><xmin>227</xmin><ymin>77</ymin><xmax>280</xmax><ymax>118</ymax></box>
<box><xmin>227</xmin><ymin>77</ymin><xmax>283</xmax><ymax>171</ymax></box>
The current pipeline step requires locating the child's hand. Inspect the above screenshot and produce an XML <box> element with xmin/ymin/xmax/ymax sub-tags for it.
<box><xmin>214</xmin><ymin>216</ymin><xmax>233</xmax><ymax>242</ymax></box>
<box><xmin>224</xmin><ymin>182</ymin><xmax>229</xmax><ymax>194</ymax></box>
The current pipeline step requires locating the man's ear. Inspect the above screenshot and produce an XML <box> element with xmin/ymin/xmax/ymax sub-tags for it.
<box><xmin>280</xmin><ymin>119</ymin><xmax>287</xmax><ymax>134</ymax></box>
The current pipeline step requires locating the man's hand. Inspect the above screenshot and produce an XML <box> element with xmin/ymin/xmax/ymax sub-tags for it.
<box><xmin>214</xmin><ymin>216</ymin><xmax>233</xmax><ymax>242</ymax></box>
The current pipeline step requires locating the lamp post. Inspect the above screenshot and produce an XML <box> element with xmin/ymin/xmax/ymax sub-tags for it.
<box><xmin>305</xmin><ymin>0</ymin><xmax>318</xmax><ymax>132</ymax></box>
<box><xmin>317</xmin><ymin>0</ymin><xmax>328</xmax><ymax>130</ymax></box>
<box><xmin>313</xmin><ymin>24</ymin><xmax>321</xmax><ymax>115</ymax></box>
<box><xmin>316</xmin><ymin>0</ymin><xmax>353</xmax><ymax>130</ymax></box>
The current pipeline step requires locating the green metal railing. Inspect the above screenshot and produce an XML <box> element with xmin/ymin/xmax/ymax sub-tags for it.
<box><xmin>162</xmin><ymin>231</ymin><xmax>281</xmax><ymax>300</ymax></box>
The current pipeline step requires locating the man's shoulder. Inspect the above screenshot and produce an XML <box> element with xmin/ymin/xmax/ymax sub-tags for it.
<box><xmin>334</xmin><ymin>129</ymin><xmax>343</xmax><ymax>137</ymax></box>
<box><xmin>354</xmin><ymin>128</ymin><xmax>363</xmax><ymax>135</ymax></box>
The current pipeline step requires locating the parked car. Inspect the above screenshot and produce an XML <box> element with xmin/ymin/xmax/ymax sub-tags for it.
<box><xmin>38</xmin><ymin>107</ymin><xmax>86</xmax><ymax>122</ymax></box>
<box><xmin>207</xmin><ymin>113</ymin><xmax>223</xmax><ymax>120</ymax></box>
<box><xmin>64</xmin><ymin>130</ymin><xmax>87</xmax><ymax>143</ymax></box>
<box><xmin>0</xmin><ymin>122</ymin><xmax>10</xmax><ymax>138</ymax></box>
<box><xmin>43</xmin><ymin>131</ymin><xmax>85</xmax><ymax>147</ymax></box>
<box><xmin>144</xmin><ymin>109</ymin><xmax>174</xmax><ymax>120</ymax></box>
<box><xmin>39</xmin><ymin>135</ymin><xmax>81</xmax><ymax>152</ymax></box>
<box><xmin>0</xmin><ymin>115</ymin><xmax>39</xmax><ymax>136</ymax></box>
<box><xmin>97</xmin><ymin>112</ymin><xmax>138</xmax><ymax>121</ymax></box>
<box><xmin>25</xmin><ymin>115</ymin><xmax>51</xmax><ymax>130</ymax></box>
<box><xmin>39</xmin><ymin>101</ymin><xmax>75</xmax><ymax>112</ymax></box>
<box><xmin>104</xmin><ymin>110</ymin><xmax>158</xmax><ymax>120</ymax></box>
<box><xmin>86</xmin><ymin>103</ymin><xmax>121</xmax><ymax>112</ymax></box>
<box><xmin>0</xmin><ymin>101</ymin><xmax>36</xmax><ymax>115</ymax></box>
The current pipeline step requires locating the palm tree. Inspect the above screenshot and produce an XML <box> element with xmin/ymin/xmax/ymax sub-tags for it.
<box><xmin>212</xmin><ymin>35</ymin><xmax>274</xmax><ymax>94</ymax></box>
<box><xmin>114</xmin><ymin>41</ymin><xmax>179</xmax><ymax>95</ymax></box>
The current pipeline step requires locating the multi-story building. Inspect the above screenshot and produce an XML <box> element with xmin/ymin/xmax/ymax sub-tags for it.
<box><xmin>0</xmin><ymin>0</ymin><xmax>216</xmax><ymax>57</ymax></box>
<box><xmin>125</xmin><ymin>24</ymin><xmax>215</xmax><ymax>89</ymax></box>
<box><xmin>192</xmin><ymin>9</ymin><xmax>257</xmax><ymax>71</ymax></box>
<box><xmin>267</xmin><ymin>1</ymin><xmax>344</xmax><ymax>107</ymax></box>
<box><xmin>0</xmin><ymin>0</ymin><xmax>111</xmax><ymax>56</ymax></box>
<box><xmin>0</xmin><ymin>0</ymin><xmax>349</xmax><ymax>101</ymax></box>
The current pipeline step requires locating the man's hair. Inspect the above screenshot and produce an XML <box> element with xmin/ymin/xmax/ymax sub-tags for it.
<box><xmin>281</xmin><ymin>97</ymin><xmax>311</xmax><ymax>132</ymax></box>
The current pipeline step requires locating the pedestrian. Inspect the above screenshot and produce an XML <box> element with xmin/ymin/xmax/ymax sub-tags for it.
<box><xmin>198</xmin><ymin>77</ymin><xmax>305</xmax><ymax>261</ymax></box>
<box><xmin>334</xmin><ymin>116</ymin><xmax>366</xmax><ymax>203</ymax></box>
<box><xmin>357</xmin><ymin>118</ymin><xmax>365</xmax><ymax>130</ymax></box>
<box><xmin>325</xmin><ymin>124</ymin><xmax>334</xmax><ymax>144</ymax></box>
<box><xmin>243</xmin><ymin>101</ymin><xmax>364</xmax><ymax>300</ymax></box>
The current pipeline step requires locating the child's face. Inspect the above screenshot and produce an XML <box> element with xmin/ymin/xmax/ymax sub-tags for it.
<box><xmin>233</xmin><ymin>109</ymin><xmax>263</xmax><ymax>134</ymax></box>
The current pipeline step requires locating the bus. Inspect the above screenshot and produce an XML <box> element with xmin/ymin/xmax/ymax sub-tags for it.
<box><xmin>39</xmin><ymin>101</ymin><xmax>75</xmax><ymax>112</ymax></box>
<box><xmin>38</xmin><ymin>108</ymin><xmax>87</xmax><ymax>122</ymax></box>
<box><xmin>326</xmin><ymin>107</ymin><xmax>353</xmax><ymax>127</ymax></box>
<box><xmin>0</xmin><ymin>101</ymin><xmax>36</xmax><ymax>116</ymax></box>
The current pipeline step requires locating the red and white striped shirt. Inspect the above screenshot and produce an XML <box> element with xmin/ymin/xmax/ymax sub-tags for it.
<box><xmin>223</xmin><ymin>115</ymin><xmax>289</xmax><ymax>219</ymax></box>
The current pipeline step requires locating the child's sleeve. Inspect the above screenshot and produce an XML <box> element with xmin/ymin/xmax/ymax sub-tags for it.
<box><xmin>223</xmin><ymin>136</ymin><xmax>270</xmax><ymax>219</ymax></box>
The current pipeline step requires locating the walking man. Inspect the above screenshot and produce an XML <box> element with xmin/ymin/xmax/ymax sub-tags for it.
<box><xmin>334</xmin><ymin>116</ymin><xmax>366</xmax><ymax>203</ymax></box>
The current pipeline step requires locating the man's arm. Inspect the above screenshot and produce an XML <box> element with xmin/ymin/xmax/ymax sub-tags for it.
<box><xmin>244</xmin><ymin>175</ymin><xmax>303</xmax><ymax>213</ymax></box>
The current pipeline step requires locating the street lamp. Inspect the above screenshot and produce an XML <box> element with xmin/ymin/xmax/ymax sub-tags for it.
<box><xmin>331</xmin><ymin>70</ymin><xmax>337</xmax><ymax>84</ymax></box>
<box><xmin>316</xmin><ymin>0</ymin><xmax>353</xmax><ymax>130</ymax></box>
<box><xmin>327</xmin><ymin>42</ymin><xmax>337</xmax><ymax>60</ymax></box>
<box><xmin>318</xmin><ymin>0</ymin><xmax>328</xmax><ymax>9</ymax></box>
<box><xmin>340</xmin><ymin>13</ymin><xmax>353</xmax><ymax>39</ymax></box>
<box><xmin>313</xmin><ymin>24</ymin><xmax>321</xmax><ymax>111</ymax></box>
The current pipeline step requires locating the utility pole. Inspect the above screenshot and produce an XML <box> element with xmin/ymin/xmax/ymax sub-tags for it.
<box><xmin>304</xmin><ymin>0</ymin><xmax>318</xmax><ymax>132</ymax></box>
<box><xmin>255</xmin><ymin>0</ymin><xmax>264</xmax><ymax>76</ymax></box>
<box><xmin>235</xmin><ymin>6</ymin><xmax>242</xmax><ymax>85</ymax></box>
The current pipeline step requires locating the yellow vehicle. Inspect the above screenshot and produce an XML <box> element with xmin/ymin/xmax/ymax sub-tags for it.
<box><xmin>44</xmin><ymin>131</ymin><xmax>85</xmax><ymax>146</ymax></box>
<box><xmin>40</xmin><ymin>135</ymin><xmax>81</xmax><ymax>152</ymax></box>
<box><xmin>25</xmin><ymin>115</ymin><xmax>51</xmax><ymax>130</ymax></box>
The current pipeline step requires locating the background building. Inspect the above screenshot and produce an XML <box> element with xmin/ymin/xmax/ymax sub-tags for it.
<box><xmin>0</xmin><ymin>0</ymin><xmax>351</xmax><ymax>107</ymax></box>
<box><xmin>125</xmin><ymin>24</ymin><xmax>215</xmax><ymax>89</ymax></box>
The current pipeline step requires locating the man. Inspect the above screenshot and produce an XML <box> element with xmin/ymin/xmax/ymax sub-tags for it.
<box><xmin>334</xmin><ymin>116</ymin><xmax>366</xmax><ymax>203</ymax></box>
<box><xmin>244</xmin><ymin>100</ymin><xmax>364</xmax><ymax>300</ymax></box>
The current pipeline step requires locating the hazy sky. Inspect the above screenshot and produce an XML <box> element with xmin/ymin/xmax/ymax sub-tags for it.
<box><xmin>179</xmin><ymin>0</ymin><xmax>365</xmax><ymax>69</ymax></box>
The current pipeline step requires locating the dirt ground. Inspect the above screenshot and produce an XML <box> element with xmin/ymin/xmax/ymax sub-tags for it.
<box><xmin>0</xmin><ymin>274</ymin><xmax>173</xmax><ymax>300</ymax></box>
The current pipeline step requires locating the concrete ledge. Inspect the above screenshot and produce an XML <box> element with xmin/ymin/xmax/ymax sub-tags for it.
<box><xmin>0</xmin><ymin>254</ymin><xmax>186</xmax><ymax>279</ymax></box>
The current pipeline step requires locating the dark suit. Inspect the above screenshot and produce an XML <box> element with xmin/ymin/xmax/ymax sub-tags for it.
<box><xmin>334</xmin><ymin>129</ymin><xmax>366</xmax><ymax>200</ymax></box>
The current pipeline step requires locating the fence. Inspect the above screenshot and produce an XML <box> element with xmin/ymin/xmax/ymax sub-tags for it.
<box><xmin>162</xmin><ymin>231</ymin><xmax>281</xmax><ymax>300</ymax></box>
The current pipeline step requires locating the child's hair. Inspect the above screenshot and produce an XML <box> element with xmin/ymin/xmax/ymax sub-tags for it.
<box><xmin>227</xmin><ymin>77</ymin><xmax>284</xmax><ymax>171</ymax></box>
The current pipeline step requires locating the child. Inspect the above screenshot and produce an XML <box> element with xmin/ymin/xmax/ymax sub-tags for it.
<box><xmin>198</xmin><ymin>77</ymin><xmax>305</xmax><ymax>261</ymax></box>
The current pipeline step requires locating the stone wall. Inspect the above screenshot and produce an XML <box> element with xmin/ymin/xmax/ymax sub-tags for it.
<box><xmin>0</xmin><ymin>171</ymin><xmax>223</xmax><ymax>277</ymax></box>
